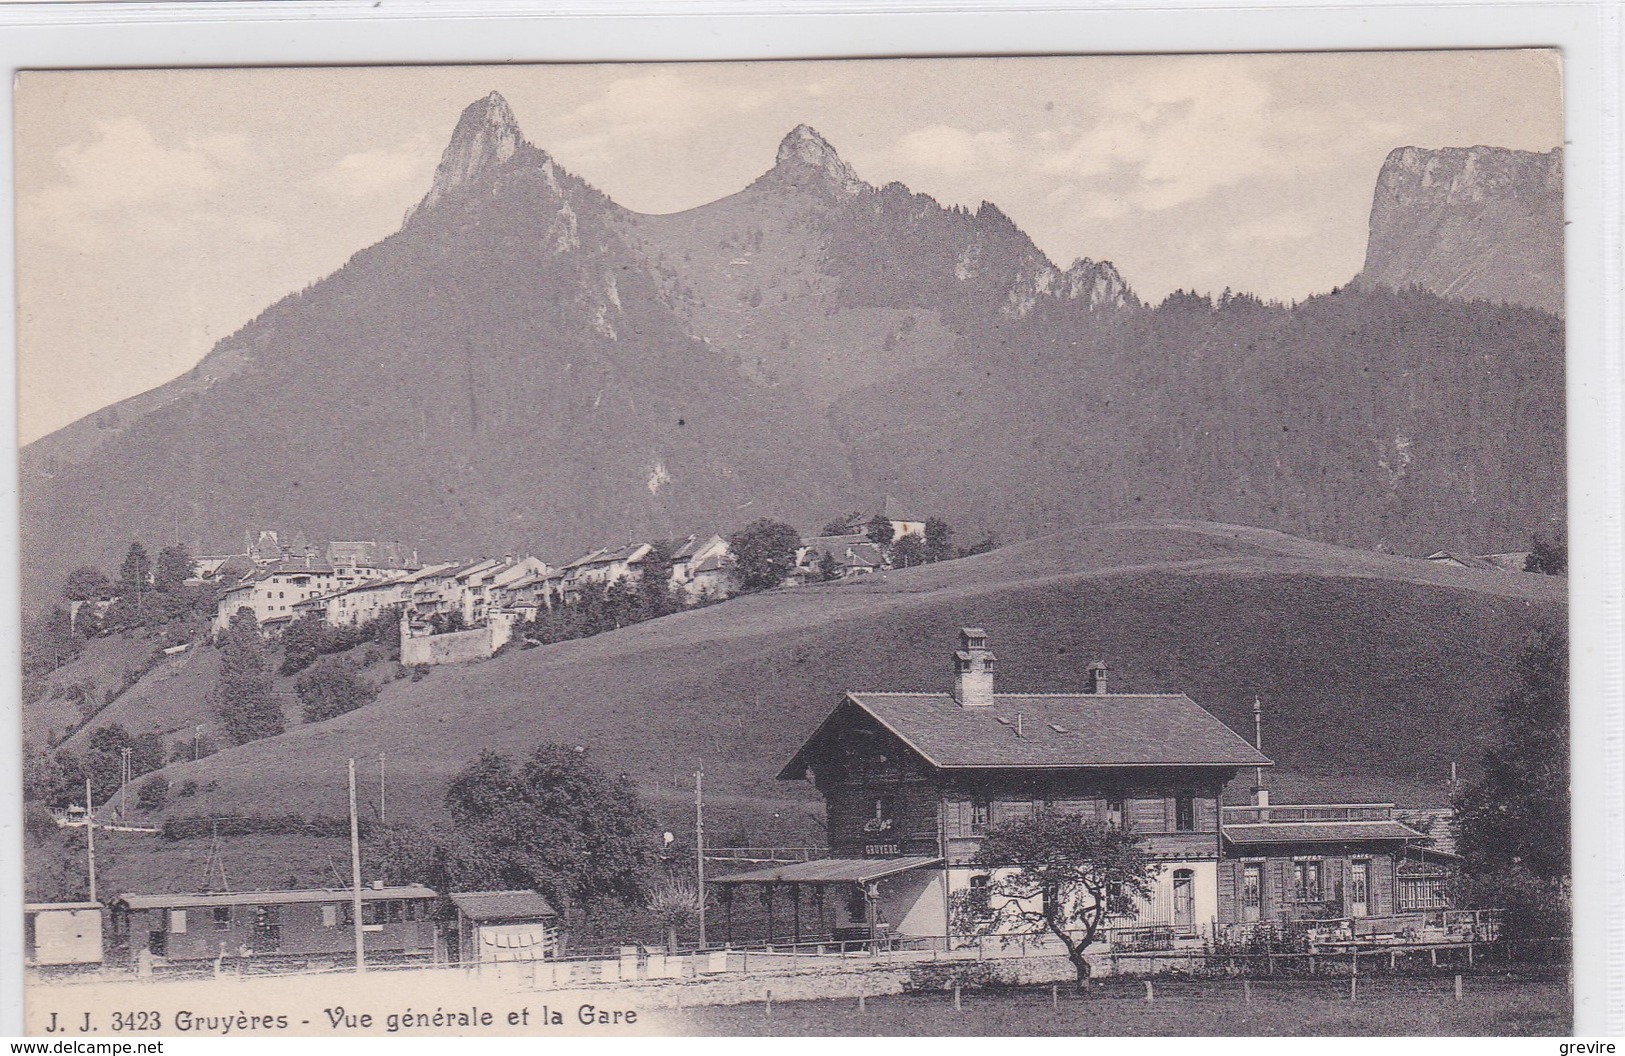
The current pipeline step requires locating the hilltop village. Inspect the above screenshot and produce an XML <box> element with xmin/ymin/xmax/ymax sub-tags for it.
<box><xmin>192</xmin><ymin>501</ymin><xmax>960</xmax><ymax>663</ymax></box>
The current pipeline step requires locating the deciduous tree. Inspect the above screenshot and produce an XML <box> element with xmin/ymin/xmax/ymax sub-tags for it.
<box><xmin>64</xmin><ymin>566</ymin><xmax>112</xmax><ymax>603</ymax></box>
<box><xmin>1525</xmin><ymin>532</ymin><xmax>1567</xmax><ymax>575</ymax></box>
<box><xmin>951</xmin><ymin>809</ymin><xmax>1160</xmax><ymax>989</ymax></box>
<box><xmin>923</xmin><ymin>518</ymin><xmax>955</xmax><ymax>563</ymax></box>
<box><xmin>727</xmin><ymin>519</ymin><xmax>802</xmax><ymax>592</ymax></box>
<box><xmin>441</xmin><ymin>745</ymin><xmax>656</xmax><ymax>910</ymax></box>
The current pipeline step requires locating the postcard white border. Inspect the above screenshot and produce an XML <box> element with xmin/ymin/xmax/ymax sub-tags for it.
<box><xmin>0</xmin><ymin>0</ymin><xmax>1617</xmax><ymax>1038</ymax></box>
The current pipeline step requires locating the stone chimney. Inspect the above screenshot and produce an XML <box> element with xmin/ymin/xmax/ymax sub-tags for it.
<box><xmin>953</xmin><ymin>627</ymin><xmax>996</xmax><ymax>707</ymax></box>
<box><xmin>1086</xmin><ymin>660</ymin><xmax>1108</xmax><ymax>694</ymax></box>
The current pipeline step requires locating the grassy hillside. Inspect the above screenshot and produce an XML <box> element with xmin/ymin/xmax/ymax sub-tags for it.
<box><xmin>23</xmin><ymin>630</ymin><xmax>192</xmax><ymax>747</ymax></box>
<box><xmin>99</xmin><ymin>522</ymin><xmax>1561</xmax><ymax>852</ymax></box>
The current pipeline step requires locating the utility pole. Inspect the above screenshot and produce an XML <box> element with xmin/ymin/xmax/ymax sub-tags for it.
<box><xmin>120</xmin><ymin>747</ymin><xmax>133</xmax><ymax>819</ymax></box>
<box><xmin>1252</xmin><ymin>697</ymin><xmax>1265</xmax><ymax>792</ymax></box>
<box><xmin>195</xmin><ymin>725</ymin><xmax>204</xmax><ymax>761</ymax></box>
<box><xmin>695</xmin><ymin>769</ymin><xmax>706</xmax><ymax>950</ymax></box>
<box><xmin>379</xmin><ymin>753</ymin><xmax>386</xmax><ymax>825</ymax></box>
<box><xmin>348</xmin><ymin>759</ymin><xmax>366</xmax><ymax>973</ymax></box>
<box><xmin>85</xmin><ymin>779</ymin><xmax>97</xmax><ymax>903</ymax></box>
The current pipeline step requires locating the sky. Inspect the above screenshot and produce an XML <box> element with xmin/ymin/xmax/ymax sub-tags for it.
<box><xmin>14</xmin><ymin>51</ymin><xmax>1563</xmax><ymax>444</ymax></box>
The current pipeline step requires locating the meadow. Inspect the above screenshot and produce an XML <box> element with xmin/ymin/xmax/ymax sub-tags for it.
<box><xmin>670</xmin><ymin>974</ymin><xmax>1570</xmax><ymax>1036</ymax></box>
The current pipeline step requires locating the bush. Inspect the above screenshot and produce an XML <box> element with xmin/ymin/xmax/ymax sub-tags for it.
<box><xmin>136</xmin><ymin>774</ymin><xmax>169</xmax><ymax>812</ymax></box>
<box><xmin>161</xmin><ymin>813</ymin><xmax>369</xmax><ymax>840</ymax></box>
<box><xmin>176</xmin><ymin>780</ymin><xmax>198</xmax><ymax>798</ymax></box>
<box><xmin>295</xmin><ymin>657</ymin><xmax>379</xmax><ymax>723</ymax></box>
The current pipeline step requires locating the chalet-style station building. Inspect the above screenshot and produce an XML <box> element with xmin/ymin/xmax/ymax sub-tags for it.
<box><xmin>721</xmin><ymin>628</ymin><xmax>1275</xmax><ymax>943</ymax></box>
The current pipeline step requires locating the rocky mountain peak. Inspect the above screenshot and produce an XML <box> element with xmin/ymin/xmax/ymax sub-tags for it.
<box><xmin>1377</xmin><ymin>144</ymin><xmax>1562</xmax><ymax>204</ymax></box>
<box><xmin>1061</xmin><ymin>258</ymin><xmax>1139</xmax><ymax>310</ymax></box>
<box><xmin>1355</xmin><ymin>143</ymin><xmax>1562</xmax><ymax>314</ymax></box>
<box><xmin>766</xmin><ymin>124</ymin><xmax>866</xmax><ymax>195</ymax></box>
<box><xmin>410</xmin><ymin>91</ymin><xmax>529</xmax><ymax>218</ymax></box>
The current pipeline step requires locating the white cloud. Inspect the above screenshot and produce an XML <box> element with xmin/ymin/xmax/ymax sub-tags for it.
<box><xmin>311</xmin><ymin>133</ymin><xmax>438</xmax><ymax>201</ymax></box>
<box><xmin>25</xmin><ymin>117</ymin><xmax>224</xmax><ymax>249</ymax></box>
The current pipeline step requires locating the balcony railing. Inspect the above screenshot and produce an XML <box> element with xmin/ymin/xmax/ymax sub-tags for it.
<box><xmin>1222</xmin><ymin>803</ymin><xmax>1396</xmax><ymax>825</ymax></box>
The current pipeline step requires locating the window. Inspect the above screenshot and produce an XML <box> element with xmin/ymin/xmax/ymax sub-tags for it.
<box><xmin>971</xmin><ymin>798</ymin><xmax>990</xmax><ymax>835</ymax></box>
<box><xmin>1175</xmin><ymin>793</ymin><xmax>1196</xmax><ymax>832</ymax></box>
<box><xmin>968</xmin><ymin>875</ymin><xmax>992</xmax><ymax>919</ymax></box>
<box><xmin>385</xmin><ymin>901</ymin><xmax>404</xmax><ymax>924</ymax></box>
<box><xmin>404</xmin><ymin>900</ymin><xmax>420</xmax><ymax>922</ymax></box>
<box><xmin>1292</xmin><ymin>860</ymin><xmax>1324</xmax><ymax>902</ymax></box>
<box><xmin>322</xmin><ymin>905</ymin><xmax>337</xmax><ymax>928</ymax></box>
<box><xmin>1105</xmin><ymin>796</ymin><xmax>1124</xmax><ymax>828</ymax></box>
<box><xmin>362</xmin><ymin>901</ymin><xmax>382</xmax><ymax>926</ymax></box>
<box><xmin>1242</xmin><ymin>864</ymin><xmax>1262</xmax><ymax>908</ymax></box>
<box><xmin>1399</xmin><ymin>874</ymin><xmax>1450</xmax><ymax>911</ymax></box>
<box><xmin>212</xmin><ymin>907</ymin><xmax>231</xmax><ymax>931</ymax></box>
<box><xmin>169</xmin><ymin>909</ymin><xmax>187</xmax><ymax>934</ymax></box>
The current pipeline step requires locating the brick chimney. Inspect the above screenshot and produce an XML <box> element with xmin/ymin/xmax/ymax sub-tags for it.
<box><xmin>1086</xmin><ymin>660</ymin><xmax>1108</xmax><ymax>694</ymax></box>
<box><xmin>953</xmin><ymin>627</ymin><xmax>996</xmax><ymax>707</ymax></box>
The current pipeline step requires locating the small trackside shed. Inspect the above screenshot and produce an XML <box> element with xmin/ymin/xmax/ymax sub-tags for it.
<box><xmin>112</xmin><ymin>885</ymin><xmax>439</xmax><ymax>962</ymax></box>
<box><xmin>25</xmin><ymin>902</ymin><xmax>104</xmax><ymax>966</ymax></box>
<box><xmin>449</xmin><ymin>890</ymin><xmax>559</xmax><ymax>963</ymax></box>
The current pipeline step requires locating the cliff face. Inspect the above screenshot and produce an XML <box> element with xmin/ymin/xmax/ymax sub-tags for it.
<box><xmin>1354</xmin><ymin>145</ymin><xmax>1563</xmax><ymax>315</ymax></box>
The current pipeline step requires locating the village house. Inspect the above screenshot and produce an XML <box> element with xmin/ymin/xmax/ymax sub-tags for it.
<box><xmin>670</xmin><ymin>534</ymin><xmax>732</xmax><ymax>600</ymax></box>
<box><xmin>794</xmin><ymin>535</ymin><xmax>888</xmax><ymax>582</ymax></box>
<box><xmin>835</xmin><ymin>497</ymin><xmax>926</xmax><ymax>543</ymax></box>
<box><xmin>716</xmin><ymin>628</ymin><xmax>1271</xmax><ymax>947</ymax></box>
<box><xmin>406</xmin><ymin>561</ymin><xmax>479</xmax><ymax>620</ymax></box>
<box><xmin>212</xmin><ymin>561</ymin><xmax>340</xmax><ymax>635</ymax></box>
<box><xmin>452</xmin><ymin>558</ymin><xmax>508</xmax><ymax>626</ymax></box>
<box><xmin>494</xmin><ymin>568</ymin><xmax>565</xmax><ymax>620</ymax></box>
<box><xmin>325</xmin><ymin>539</ymin><xmax>418</xmax><ymax>573</ymax></box>
<box><xmin>560</xmin><ymin>542</ymin><xmax>652</xmax><ymax>601</ymax></box>
<box><xmin>1423</xmin><ymin>550</ymin><xmax>1530</xmax><ymax>573</ymax></box>
<box><xmin>186</xmin><ymin>553</ymin><xmax>253</xmax><ymax>587</ymax></box>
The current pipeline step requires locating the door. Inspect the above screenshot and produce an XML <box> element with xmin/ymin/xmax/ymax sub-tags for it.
<box><xmin>1242</xmin><ymin>863</ymin><xmax>1262</xmax><ymax>923</ymax></box>
<box><xmin>1350</xmin><ymin>861</ymin><xmax>1370</xmax><ymax>917</ymax></box>
<box><xmin>1173</xmin><ymin>870</ymin><xmax>1195</xmax><ymax>934</ymax></box>
<box><xmin>250</xmin><ymin>905</ymin><xmax>282</xmax><ymax>953</ymax></box>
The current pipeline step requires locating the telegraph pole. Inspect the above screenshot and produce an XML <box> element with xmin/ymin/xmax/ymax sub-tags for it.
<box><xmin>695</xmin><ymin>769</ymin><xmax>707</xmax><ymax>950</ymax></box>
<box><xmin>379</xmin><ymin>753</ymin><xmax>386</xmax><ymax>825</ymax></box>
<box><xmin>120</xmin><ymin>747</ymin><xmax>133</xmax><ymax>819</ymax></box>
<box><xmin>1252</xmin><ymin>697</ymin><xmax>1265</xmax><ymax>791</ymax></box>
<box><xmin>85</xmin><ymin>779</ymin><xmax>97</xmax><ymax>903</ymax></box>
<box><xmin>348</xmin><ymin>759</ymin><xmax>366</xmax><ymax>973</ymax></box>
